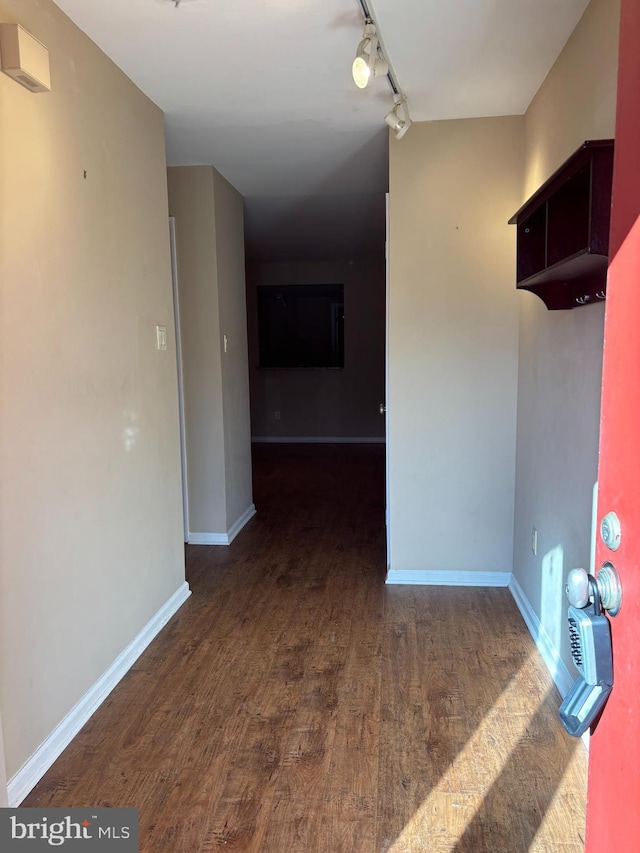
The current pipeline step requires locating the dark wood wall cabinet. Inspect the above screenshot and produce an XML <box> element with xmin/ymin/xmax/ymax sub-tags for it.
<box><xmin>509</xmin><ymin>139</ymin><xmax>614</xmax><ymax>310</ymax></box>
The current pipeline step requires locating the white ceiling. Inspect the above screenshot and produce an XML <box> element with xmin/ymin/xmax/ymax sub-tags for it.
<box><xmin>51</xmin><ymin>0</ymin><xmax>589</xmax><ymax>260</ymax></box>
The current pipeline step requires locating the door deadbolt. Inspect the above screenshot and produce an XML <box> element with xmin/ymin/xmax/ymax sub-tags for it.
<box><xmin>600</xmin><ymin>511</ymin><xmax>621</xmax><ymax>551</ymax></box>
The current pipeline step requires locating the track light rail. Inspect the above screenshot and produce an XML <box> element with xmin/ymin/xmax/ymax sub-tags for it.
<box><xmin>356</xmin><ymin>0</ymin><xmax>400</xmax><ymax>95</ymax></box>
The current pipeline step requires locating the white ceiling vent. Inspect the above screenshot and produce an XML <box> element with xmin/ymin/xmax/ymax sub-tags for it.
<box><xmin>0</xmin><ymin>23</ymin><xmax>51</xmax><ymax>92</ymax></box>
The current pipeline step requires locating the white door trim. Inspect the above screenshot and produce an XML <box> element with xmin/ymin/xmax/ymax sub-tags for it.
<box><xmin>169</xmin><ymin>217</ymin><xmax>189</xmax><ymax>542</ymax></box>
<box><xmin>0</xmin><ymin>710</ymin><xmax>8</xmax><ymax>807</ymax></box>
<box><xmin>385</xmin><ymin>191</ymin><xmax>391</xmax><ymax>572</ymax></box>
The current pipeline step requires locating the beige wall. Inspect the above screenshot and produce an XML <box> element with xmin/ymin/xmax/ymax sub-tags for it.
<box><xmin>524</xmin><ymin>0</ymin><xmax>620</xmax><ymax>199</ymax></box>
<box><xmin>0</xmin><ymin>0</ymin><xmax>186</xmax><ymax>782</ymax></box>
<box><xmin>213</xmin><ymin>171</ymin><xmax>254</xmax><ymax>526</ymax></box>
<box><xmin>167</xmin><ymin>166</ymin><xmax>253</xmax><ymax>539</ymax></box>
<box><xmin>167</xmin><ymin>167</ymin><xmax>227</xmax><ymax>534</ymax></box>
<box><xmin>388</xmin><ymin>117</ymin><xmax>523</xmax><ymax>575</ymax></box>
<box><xmin>513</xmin><ymin>0</ymin><xmax>620</xmax><ymax>683</ymax></box>
<box><xmin>246</xmin><ymin>258</ymin><xmax>386</xmax><ymax>439</ymax></box>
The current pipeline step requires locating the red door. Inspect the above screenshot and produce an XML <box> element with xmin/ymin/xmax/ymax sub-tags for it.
<box><xmin>586</xmin><ymin>0</ymin><xmax>640</xmax><ymax>849</ymax></box>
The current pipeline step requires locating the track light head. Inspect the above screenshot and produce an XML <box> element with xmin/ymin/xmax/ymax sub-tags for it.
<box><xmin>352</xmin><ymin>22</ymin><xmax>388</xmax><ymax>89</ymax></box>
<box><xmin>384</xmin><ymin>94</ymin><xmax>412</xmax><ymax>140</ymax></box>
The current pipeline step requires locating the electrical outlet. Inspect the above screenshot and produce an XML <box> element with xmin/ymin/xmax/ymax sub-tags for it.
<box><xmin>274</xmin><ymin>411</ymin><xmax>281</xmax><ymax>420</ymax></box>
<box><xmin>532</xmin><ymin>527</ymin><xmax>538</xmax><ymax>556</ymax></box>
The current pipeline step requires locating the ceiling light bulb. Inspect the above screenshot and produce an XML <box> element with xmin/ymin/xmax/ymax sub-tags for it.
<box><xmin>384</xmin><ymin>95</ymin><xmax>412</xmax><ymax>140</ymax></box>
<box><xmin>394</xmin><ymin>119</ymin><xmax>411</xmax><ymax>141</ymax></box>
<box><xmin>352</xmin><ymin>23</ymin><xmax>387</xmax><ymax>89</ymax></box>
<box><xmin>384</xmin><ymin>111</ymin><xmax>401</xmax><ymax>131</ymax></box>
<box><xmin>352</xmin><ymin>54</ymin><xmax>371</xmax><ymax>89</ymax></box>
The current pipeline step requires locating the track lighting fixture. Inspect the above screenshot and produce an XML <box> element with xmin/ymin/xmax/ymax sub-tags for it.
<box><xmin>385</xmin><ymin>94</ymin><xmax>411</xmax><ymax>140</ymax></box>
<box><xmin>352</xmin><ymin>21</ymin><xmax>388</xmax><ymax>89</ymax></box>
<box><xmin>352</xmin><ymin>1</ymin><xmax>412</xmax><ymax>140</ymax></box>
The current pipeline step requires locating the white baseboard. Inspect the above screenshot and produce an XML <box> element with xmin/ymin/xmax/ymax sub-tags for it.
<box><xmin>251</xmin><ymin>436</ymin><xmax>385</xmax><ymax>444</ymax></box>
<box><xmin>188</xmin><ymin>532</ymin><xmax>228</xmax><ymax>545</ymax></box>
<box><xmin>227</xmin><ymin>504</ymin><xmax>257</xmax><ymax>543</ymax></box>
<box><xmin>509</xmin><ymin>574</ymin><xmax>573</xmax><ymax>698</ymax></box>
<box><xmin>188</xmin><ymin>503</ymin><xmax>256</xmax><ymax>546</ymax></box>
<box><xmin>385</xmin><ymin>569</ymin><xmax>512</xmax><ymax>587</ymax></box>
<box><xmin>7</xmin><ymin>581</ymin><xmax>191</xmax><ymax>806</ymax></box>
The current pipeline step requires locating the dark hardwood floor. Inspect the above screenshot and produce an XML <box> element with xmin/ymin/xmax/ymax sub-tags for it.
<box><xmin>23</xmin><ymin>443</ymin><xmax>587</xmax><ymax>851</ymax></box>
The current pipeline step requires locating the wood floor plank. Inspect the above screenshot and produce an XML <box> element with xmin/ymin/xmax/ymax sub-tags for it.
<box><xmin>21</xmin><ymin>444</ymin><xmax>587</xmax><ymax>852</ymax></box>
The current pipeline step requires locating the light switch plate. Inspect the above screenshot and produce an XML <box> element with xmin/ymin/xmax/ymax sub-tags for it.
<box><xmin>156</xmin><ymin>325</ymin><xmax>167</xmax><ymax>350</ymax></box>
